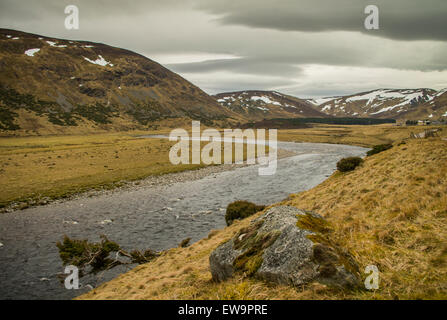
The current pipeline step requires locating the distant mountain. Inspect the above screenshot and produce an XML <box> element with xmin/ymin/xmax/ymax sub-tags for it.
<box><xmin>309</xmin><ymin>88</ymin><xmax>447</xmax><ymax>120</ymax></box>
<box><xmin>0</xmin><ymin>29</ymin><xmax>238</xmax><ymax>135</ymax></box>
<box><xmin>213</xmin><ymin>90</ymin><xmax>327</xmax><ymax>121</ymax></box>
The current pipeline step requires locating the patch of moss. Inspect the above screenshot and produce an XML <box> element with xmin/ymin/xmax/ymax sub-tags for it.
<box><xmin>296</xmin><ymin>212</ymin><xmax>360</xmax><ymax>278</ymax></box>
<box><xmin>296</xmin><ymin>212</ymin><xmax>333</xmax><ymax>234</ymax></box>
<box><xmin>232</xmin><ymin>219</ymin><xmax>280</xmax><ymax>277</ymax></box>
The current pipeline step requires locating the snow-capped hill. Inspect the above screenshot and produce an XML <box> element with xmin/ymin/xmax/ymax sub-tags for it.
<box><xmin>214</xmin><ymin>90</ymin><xmax>326</xmax><ymax>121</ymax></box>
<box><xmin>0</xmin><ymin>28</ymin><xmax>236</xmax><ymax>134</ymax></box>
<box><xmin>309</xmin><ymin>88</ymin><xmax>447</xmax><ymax>120</ymax></box>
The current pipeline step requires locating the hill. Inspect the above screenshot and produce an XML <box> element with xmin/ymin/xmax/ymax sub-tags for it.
<box><xmin>214</xmin><ymin>90</ymin><xmax>327</xmax><ymax>121</ymax></box>
<box><xmin>0</xmin><ymin>29</ymin><xmax>238</xmax><ymax>135</ymax></box>
<box><xmin>309</xmin><ymin>88</ymin><xmax>447</xmax><ymax>121</ymax></box>
<box><xmin>78</xmin><ymin>132</ymin><xmax>447</xmax><ymax>300</ymax></box>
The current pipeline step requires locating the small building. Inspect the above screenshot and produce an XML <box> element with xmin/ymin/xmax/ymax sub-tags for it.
<box><xmin>418</xmin><ymin>120</ymin><xmax>431</xmax><ymax>126</ymax></box>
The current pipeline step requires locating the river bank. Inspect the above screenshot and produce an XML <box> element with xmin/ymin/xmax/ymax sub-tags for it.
<box><xmin>0</xmin><ymin>141</ymin><xmax>366</xmax><ymax>299</ymax></box>
<box><xmin>79</xmin><ymin>137</ymin><xmax>447</xmax><ymax>300</ymax></box>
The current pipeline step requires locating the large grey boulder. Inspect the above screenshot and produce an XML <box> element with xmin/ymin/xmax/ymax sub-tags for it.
<box><xmin>209</xmin><ymin>206</ymin><xmax>360</xmax><ymax>288</ymax></box>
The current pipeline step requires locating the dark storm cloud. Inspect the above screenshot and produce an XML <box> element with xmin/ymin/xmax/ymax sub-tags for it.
<box><xmin>167</xmin><ymin>57</ymin><xmax>303</xmax><ymax>77</ymax></box>
<box><xmin>196</xmin><ymin>0</ymin><xmax>447</xmax><ymax>41</ymax></box>
<box><xmin>1</xmin><ymin>0</ymin><xmax>447</xmax><ymax>96</ymax></box>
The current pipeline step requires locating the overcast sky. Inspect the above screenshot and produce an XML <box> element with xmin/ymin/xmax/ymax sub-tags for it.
<box><xmin>1</xmin><ymin>0</ymin><xmax>447</xmax><ymax>98</ymax></box>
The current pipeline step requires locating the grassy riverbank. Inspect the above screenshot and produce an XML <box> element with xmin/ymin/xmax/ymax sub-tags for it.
<box><xmin>79</xmin><ymin>134</ymin><xmax>447</xmax><ymax>300</ymax></box>
<box><xmin>0</xmin><ymin>130</ymin><xmax>273</xmax><ymax>210</ymax></box>
<box><xmin>0</xmin><ymin>124</ymin><xmax>442</xmax><ymax>209</ymax></box>
<box><xmin>277</xmin><ymin>123</ymin><xmax>441</xmax><ymax>147</ymax></box>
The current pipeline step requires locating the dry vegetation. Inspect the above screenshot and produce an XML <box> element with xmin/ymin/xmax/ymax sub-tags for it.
<box><xmin>0</xmin><ymin>133</ymin><xmax>194</xmax><ymax>208</ymax></box>
<box><xmin>0</xmin><ymin>130</ymin><xmax>269</xmax><ymax>209</ymax></box>
<box><xmin>277</xmin><ymin>123</ymin><xmax>437</xmax><ymax>147</ymax></box>
<box><xmin>79</xmin><ymin>133</ymin><xmax>447</xmax><ymax>300</ymax></box>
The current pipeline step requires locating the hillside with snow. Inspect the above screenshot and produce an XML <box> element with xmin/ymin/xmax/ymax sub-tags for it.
<box><xmin>0</xmin><ymin>28</ymin><xmax>239</xmax><ymax>134</ymax></box>
<box><xmin>214</xmin><ymin>90</ymin><xmax>326</xmax><ymax>121</ymax></box>
<box><xmin>309</xmin><ymin>88</ymin><xmax>447</xmax><ymax>120</ymax></box>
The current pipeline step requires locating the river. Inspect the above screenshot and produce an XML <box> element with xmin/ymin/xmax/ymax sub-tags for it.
<box><xmin>0</xmin><ymin>140</ymin><xmax>366</xmax><ymax>299</ymax></box>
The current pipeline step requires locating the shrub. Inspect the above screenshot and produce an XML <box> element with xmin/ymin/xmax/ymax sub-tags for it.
<box><xmin>56</xmin><ymin>235</ymin><xmax>159</xmax><ymax>277</ymax></box>
<box><xmin>366</xmin><ymin>143</ymin><xmax>393</xmax><ymax>156</ymax></box>
<box><xmin>225</xmin><ymin>200</ymin><xmax>265</xmax><ymax>226</ymax></box>
<box><xmin>179</xmin><ymin>237</ymin><xmax>191</xmax><ymax>248</ymax></box>
<box><xmin>336</xmin><ymin>157</ymin><xmax>363</xmax><ymax>172</ymax></box>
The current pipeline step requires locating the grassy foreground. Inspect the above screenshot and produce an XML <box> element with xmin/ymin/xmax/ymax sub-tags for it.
<box><xmin>79</xmin><ymin>135</ymin><xmax>447</xmax><ymax>300</ymax></box>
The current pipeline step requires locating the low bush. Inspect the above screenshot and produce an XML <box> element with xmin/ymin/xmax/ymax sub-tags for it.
<box><xmin>367</xmin><ymin>143</ymin><xmax>393</xmax><ymax>156</ymax></box>
<box><xmin>225</xmin><ymin>200</ymin><xmax>265</xmax><ymax>226</ymax></box>
<box><xmin>336</xmin><ymin>157</ymin><xmax>363</xmax><ymax>172</ymax></box>
<box><xmin>179</xmin><ymin>237</ymin><xmax>191</xmax><ymax>248</ymax></box>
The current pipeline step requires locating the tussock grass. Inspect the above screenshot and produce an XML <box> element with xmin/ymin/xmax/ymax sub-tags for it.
<box><xmin>79</xmin><ymin>136</ymin><xmax>447</xmax><ymax>300</ymax></box>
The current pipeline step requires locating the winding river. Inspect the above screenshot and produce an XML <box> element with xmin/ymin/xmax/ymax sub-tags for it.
<box><xmin>0</xmin><ymin>140</ymin><xmax>366</xmax><ymax>299</ymax></box>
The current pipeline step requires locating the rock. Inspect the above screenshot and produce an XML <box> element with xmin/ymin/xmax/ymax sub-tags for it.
<box><xmin>99</xmin><ymin>219</ymin><xmax>113</xmax><ymax>225</ymax></box>
<box><xmin>63</xmin><ymin>220</ymin><xmax>79</xmax><ymax>225</ymax></box>
<box><xmin>209</xmin><ymin>206</ymin><xmax>360</xmax><ymax>289</ymax></box>
<box><xmin>0</xmin><ymin>242</ymin><xmax>3</xmax><ymax>248</ymax></box>
<box><xmin>84</xmin><ymin>284</ymin><xmax>94</xmax><ymax>290</ymax></box>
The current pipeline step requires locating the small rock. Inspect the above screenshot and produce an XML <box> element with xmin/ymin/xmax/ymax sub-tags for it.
<box><xmin>0</xmin><ymin>242</ymin><xmax>3</xmax><ymax>248</ymax></box>
<box><xmin>40</xmin><ymin>277</ymin><xmax>50</xmax><ymax>282</ymax></box>
<box><xmin>99</xmin><ymin>219</ymin><xmax>113</xmax><ymax>225</ymax></box>
<box><xmin>63</xmin><ymin>220</ymin><xmax>79</xmax><ymax>225</ymax></box>
<box><xmin>84</xmin><ymin>284</ymin><xmax>94</xmax><ymax>290</ymax></box>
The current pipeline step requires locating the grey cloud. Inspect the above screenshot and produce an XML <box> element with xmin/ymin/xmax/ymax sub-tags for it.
<box><xmin>167</xmin><ymin>58</ymin><xmax>303</xmax><ymax>77</ymax></box>
<box><xmin>1</xmin><ymin>0</ymin><xmax>447</xmax><ymax>97</ymax></box>
<box><xmin>196</xmin><ymin>0</ymin><xmax>447</xmax><ymax>41</ymax></box>
<box><xmin>185</xmin><ymin>74</ymin><xmax>294</xmax><ymax>95</ymax></box>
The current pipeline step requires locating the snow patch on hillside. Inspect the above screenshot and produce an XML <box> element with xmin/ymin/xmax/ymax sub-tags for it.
<box><xmin>24</xmin><ymin>48</ymin><xmax>40</xmax><ymax>57</ymax></box>
<box><xmin>310</xmin><ymin>97</ymin><xmax>335</xmax><ymax>105</ymax></box>
<box><xmin>250</xmin><ymin>95</ymin><xmax>281</xmax><ymax>106</ymax></box>
<box><xmin>46</xmin><ymin>41</ymin><xmax>67</xmax><ymax>48</ymax></box>
<box><xmin>83</xmin><ymin>55</ymin><xmax>113</xmax><ymax>67</ymax></box>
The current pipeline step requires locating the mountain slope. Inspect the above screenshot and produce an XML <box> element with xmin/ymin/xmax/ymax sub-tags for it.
<box><xmin>214</xmin><ymin>90</ymin><xmax>327</xmax><ymax>121</ymax></box>
<box><xmin>309</xmin><ymin>88</ymin><xmax>447</xmax><ymax>120</ymax></box>
<box><xmin>0</xmin><ymin>29</ymin><xmax>237</xmax><ymax>135</ymax></box>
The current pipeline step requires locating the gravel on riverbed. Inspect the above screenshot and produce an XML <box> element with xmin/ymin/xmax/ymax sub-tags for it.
<box><xmin>1</xmin><ymin>149</ymin><xmax>296</xmax><ymax>214</ymax></box>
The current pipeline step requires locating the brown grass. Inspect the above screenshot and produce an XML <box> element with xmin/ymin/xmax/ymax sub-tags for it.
<box><xmin>79</xmin><ymin>133</ymin><xmax>447</xmax><ymax>300</ymax></box>
<box><xmin>0</xmin><ymin>131</ymin><xmax>270</xmax><ymax>209</ymax></box>
<box><xmin>277</xmin><ymin>123</ymin><xmax>445</xmax><ymax>147</ymax></box>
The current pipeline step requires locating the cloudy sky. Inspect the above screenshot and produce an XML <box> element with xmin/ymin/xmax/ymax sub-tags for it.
<box><xmin>1</xmin><ymin>0</ymin><xmax>447</xmax><ymax>97</ymax></box>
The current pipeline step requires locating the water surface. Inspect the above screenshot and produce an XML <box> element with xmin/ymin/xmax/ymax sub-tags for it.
<box><xmin>0</xmin><ymin>141</ymin><xmax>366</xmax><ymax>299</ymax></box>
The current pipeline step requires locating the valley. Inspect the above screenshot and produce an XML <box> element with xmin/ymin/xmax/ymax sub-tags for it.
<box><xmin>0</xmin><ymin>26</ymin><xmax>446</xmax><ymax>302</ymax></box>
